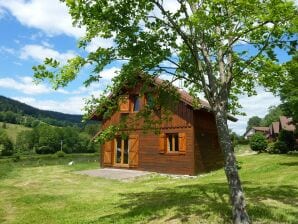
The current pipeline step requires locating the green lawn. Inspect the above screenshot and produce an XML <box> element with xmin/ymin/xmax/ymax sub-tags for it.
<box><xmin>0</xmin><ymin>153</ymin><xmax>297</xmax><ymax>224</ymax></box>
<box><xmin>0</xmin><ymin>122</ymin><xmax>31</xmax><ymax>143</ymax></box>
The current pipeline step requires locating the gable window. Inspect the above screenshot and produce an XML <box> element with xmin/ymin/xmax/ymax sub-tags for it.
<box><xmin>159</xmin><ymin>132</ymin><xmax>186</xmax><ymax>154</ymax></box>
<box><xmin>167</xmin><ymin>133</ymin><xmax>179</xmax><ymax>152</ymax></box>
<box><xmin>132</xmin><ymin>95</ymin><xmax>140</xmax><ymax>112</ymax></box>
<box><xmin>145</xmin><ymin>93</ymin><xmax>154</xmax><ymax>108</ymax></box>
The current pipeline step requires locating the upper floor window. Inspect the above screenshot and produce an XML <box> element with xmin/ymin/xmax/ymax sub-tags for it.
<box><xmin>145</xmin><ymin>93</ymin><xmax>154</xmax><ymax>108</ymax></box>
<box><xmin>132</xmin><ymin>95</ymin><xmax>140</xmax><ymax>112</ymax></box>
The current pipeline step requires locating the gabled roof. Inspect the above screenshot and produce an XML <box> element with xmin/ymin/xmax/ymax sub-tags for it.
<box><xmin>154</xmin><ymin>77</ymin><xmax>237</xmax><ymax>121</ymax></box>
<box><xmin>243</xmin><ymin>126</ymin><xmax>269</xmax><ymax>137</ymax></box>
<box><xmin>252</xmin><ymin>127</ymin><xmax>269</xmax><ymax>132</ymax></box>
<box><xmin>272</xmin><ymin>121</ymin><xmax>280</xmax><ymax>134</ymax></box>
<box><xmin>91</xmin><ymin>76</ymin><xmax>237</xmax><ymax>121</ymax></box>
<box><xmin>279</xmin><ymin>116</ymin><xmax>296</xmax><ymax>132</ymax></box>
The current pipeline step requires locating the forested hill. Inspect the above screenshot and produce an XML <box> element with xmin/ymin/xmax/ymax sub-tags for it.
<box><xmin>0</xmin><ymin>95</ymin><xmax>83</xmax><ymax>126</ymax></box>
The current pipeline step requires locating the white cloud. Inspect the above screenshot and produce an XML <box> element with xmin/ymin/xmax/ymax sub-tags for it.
<box><xmin>0</xmin><ymin>0</ymin><xmax>85</xmax><ymax>38</ymax></box>
<box><xmin>228</xmin><ymin>89</ymin><xmax>280</xmax><ymax>135</ymax></box>
<box><xmin>0</xmin><ymin>76</ymin><xmax>51</xmax><ymax>95</ymax></box>
<box><xmin>13</xmin><ymin>96</ymin><xmax>85</xmax><ymax>114</ymax></box>
<box><xmin>99</xmin><ymin>67</ymin><xmax>120</xmax><ymax>80</ymax></box>
<box><xmin>85</xmin><ymin>37</ymin><xmax>114</xmax><ymax>53</ymax></box>
<box><xmin>20</xmin><ymin>44</ymin><xmax>75</xmax><ymax>63</ymax></box>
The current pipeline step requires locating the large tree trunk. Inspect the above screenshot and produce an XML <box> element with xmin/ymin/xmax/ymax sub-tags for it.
<box><xmin>214</xmin><ymin>108</ymin><xmax>251</xmax><ymax>224</ymax></box>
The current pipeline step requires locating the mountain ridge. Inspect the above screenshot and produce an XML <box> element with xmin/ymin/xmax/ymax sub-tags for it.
<box><xmin>0</xmin><ymin>95</ymin><xmax>82</xmax><ymax>125</ymax></box>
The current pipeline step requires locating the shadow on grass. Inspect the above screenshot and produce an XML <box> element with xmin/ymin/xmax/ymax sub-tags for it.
<box><xmin>89</xmin><ymin>182</ymin><xmax>298</xmax><ymax>224</ymax></box>
<box><xmin>279</xmin><ymin>161</ymin><xmax>298</xmax><ymax>166</ymax></box>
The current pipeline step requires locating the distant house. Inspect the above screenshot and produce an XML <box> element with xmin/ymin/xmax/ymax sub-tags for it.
<box><xmin>92</xmin><ymin>77</ymin><xmax>237</xmax><ymax>175</ymax></box>
<box><xmin>245</xmin><ymin>116</ymin><xmax>296</xmax><ymax>141</ymax></box>
<box><xmin>269</xmin><ymin>116</ymin><xmax>296</xmax><ymax>140</ymax></box>
<box><xmin>269</xmin><ymin>121</ymin><xmax>280</xmax><ymax>140</ymax></box>
<box><xmin>244</xmin><ymin>127</ymin><xmax>269</xmax><ymax>139</ymax></box>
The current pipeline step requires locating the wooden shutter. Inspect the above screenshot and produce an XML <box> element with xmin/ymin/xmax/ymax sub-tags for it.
<box><xmin>129</xmin><ymin>135</ymin><xmax>139</xmax><ymax>167</ymax></box>
<box><xmin>178</xmin><ymin>133</ymin><xmax>186</xmax><ymax>154</ymax></box>
<box><xmin>103</xmin><ymin>140</ymin><xmax>113</xmax><ymax>165</ymax></box>
<box><xmin>119</xmin><ymin>95</ymin><xmax>129</xmax><ymax>112</ymax></box>
<box><xmin>159</xmin><ymin>133</ymin><xmax>166</xmax><ymax>153</ymax></box>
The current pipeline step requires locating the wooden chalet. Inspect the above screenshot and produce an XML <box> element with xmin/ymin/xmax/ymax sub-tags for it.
<box><xmin>244</xmin><ymin>127</ymin><xmax>270</xmax><ymax>140</ymax></box>
<box><xmin>93</xmin><ymin>77</ymin><xmax>237</xmax><ymax>175</ymax></box>
<box><xmin>269</xmin><ymin>116</ymin><xmax>296</xmax><ymax>140</ymax></box>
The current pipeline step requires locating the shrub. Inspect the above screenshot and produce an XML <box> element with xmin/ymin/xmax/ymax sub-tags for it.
<box><xmin>0</xmin><ymin>132</ymin><xmax>14</xmax><ymax>156</ymax></box>
<box><xmin>13</xmin><ymin>153</ymin><xmax>21</xmax><ymax>162</ymax></box>
<box><xmin>273</xmin><ymin>141</ymin><xmax>288</xmax><ymax>154</ymax></box>
<box><xmin>36</xmin><ymin>146</ymin><xmax>52</xmax><ymax>154</ymax></box>
<box><xmin>249</xmin><ymin>133</ymin><xmax>268</xmax><ymax>152</ymax></box>
<box><xmin>237</xmin><ymin>137</ymin><xmax>250</xmax><ymax>145</ymax></box>
<box><xmin>266</xmin><ymin>142</ymin><xmax>279</xmax><ymax>154</ymax></box>
<box><xmin>55</xmin><ymin>150</ymin><xmax>66</xmax><ymax>158</ymax></box>
<box><xmin>278</xmin><ymin>130</ymin><xmax>295</xmax><ymax>152</ymax></box>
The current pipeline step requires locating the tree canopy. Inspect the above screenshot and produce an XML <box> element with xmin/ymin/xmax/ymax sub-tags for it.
<box><xmin>279</xmin><ymin>53</ymin><xmax>298</xmax><ymax>123</ymax></box>
<box><xmin>246</xmin><ymin>116</ymin><xmax>262</xmax><ymax>131</ymax></box>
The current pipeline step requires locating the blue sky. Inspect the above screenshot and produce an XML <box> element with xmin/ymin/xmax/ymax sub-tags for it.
<box><xmin>0</xmin><ymin>0</ymin><xmax>295</xmax><ymax>134</ymax></box>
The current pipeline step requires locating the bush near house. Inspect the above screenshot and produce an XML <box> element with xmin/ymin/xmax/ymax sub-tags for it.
<box><xmin>249</xmin><ymin>133</ymin><xmax>268</xmax><ymax>152</ymax></box>
<box><xmin>278</xmin><ymin>130</ymin><xmax>296</xmax><ymax>152</ymax></box>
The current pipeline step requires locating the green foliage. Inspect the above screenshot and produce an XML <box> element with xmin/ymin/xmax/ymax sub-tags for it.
<box><xmin>15</xmin><ymin>124</ymin><xmax>98</xmax><ymax>155</ymax></box>
<box><xmin>261</xmin><ymin>106</ymin><xmax>284</xmax><ymax>126</ymax></box>
<box><xmin>273</xmin><ymin>141</ymin><xmax>288</xmax><ymax>154</ymax></box>
<box><xmin>246</xmin><ymin>116</ymin><xmax>262</xmax><ymax>131</ymax></box>
<box><xmin>0</xmin><ymin>95</ymin><xmax>82</xmax><ymax>127</ymax></box>
<box><xmin>279</xmin><ymin>53</ymin><xmax>298</xmax><ymax>123</ymax></box>
<box><xmin>2</xmin><ymin>122</ymin><xmax>6</xmax><ymax>129</ymax></box>
<box><xmin>0</xmin><ymin>130</ymin><xmax>14</xmax><ymax>156</ymax></box>
<box><xmin>55</xmin><ymin>150</ymin><xmax>66</xmax><ymax>158</ymax></box>
<box><xmin>249</xmin><ymin>133</ymin><xmax>268</xmax><ymax>152</ymax></box>
<box><xmin>16</xmin><ymin>130</ymin><xmax>36</xmax><ymax>154</ymax></box>
<box><xmin>266</xmin><ymin>142</ymin><xmax>279</xmax><ymax>154</ymax></box>
<box><xmin>278</xmin><ymin>130</ymin><xmax>296</xmax><ymax>152</ymax></box>
<box><xmin>84</xmin><ymin>123</ymin><xmax>99</xmax><ymax>136</ymax></box>
<box><xmin>36</xmin><ymin>146</ymin><xmax>53</xmax><ymax>154</ymax></box>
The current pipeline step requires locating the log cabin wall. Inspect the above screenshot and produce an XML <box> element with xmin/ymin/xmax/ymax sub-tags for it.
<box><xmin>100</xmin><ymin>93</ymin><xmax>197</xmax><ymax>175</ymax></box>
<box><xmin>193</xmin><ymin>110</ymin><xmax>224</xmax><ymax>173</ymax></box>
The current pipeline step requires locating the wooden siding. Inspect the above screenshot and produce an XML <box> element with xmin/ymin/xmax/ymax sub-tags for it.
<box><xmin>102</xmin><ymin>100</ymin><xmax>193</xmax><ymax>130</ymax></box>
<box><xmin>193</xmin><ymin>110</ymin><xmax>224</xmax><ymax>173</ymax></box>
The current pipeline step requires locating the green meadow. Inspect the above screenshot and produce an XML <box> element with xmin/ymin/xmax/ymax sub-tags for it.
<box><xmin>0</xmin><ymin>153</ymin><xmax>297</xmax><ymax>224</ymax></box>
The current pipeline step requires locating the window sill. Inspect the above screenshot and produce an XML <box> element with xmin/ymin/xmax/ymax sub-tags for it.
<box><xmin>165</xmin><ymin>152</ymin><xmax>185</xmax><ymax>155</ymax></box>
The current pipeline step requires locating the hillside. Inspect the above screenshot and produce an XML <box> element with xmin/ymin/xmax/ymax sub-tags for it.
<box><xmin>0</xmin><ymin>95</ymin><xmax>82</xmax><ymax>126</ymax></box>
<box><xmin>0</xmin><ymin>122</ymin><xmax>31</xmax><ymax>143</ymax></box>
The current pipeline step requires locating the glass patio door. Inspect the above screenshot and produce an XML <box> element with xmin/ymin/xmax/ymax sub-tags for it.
<box><xmin>115</xmin><ymin>137</ymin><xmax>129</xmax><ymax>166</ymax></box>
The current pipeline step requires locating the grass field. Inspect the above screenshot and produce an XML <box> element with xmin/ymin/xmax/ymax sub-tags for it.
<box><xmin>0</xmin><ymin>153</ymin><xmax>297</xmax><ymax>224</ymax></box>
<box><xmin>0</xmin><ymin>122</ymin><xmax>31</xmax><ymax>143</ymax></box>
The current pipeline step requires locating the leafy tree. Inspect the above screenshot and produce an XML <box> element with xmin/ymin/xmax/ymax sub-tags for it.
<box><xmin>0</xmin><ymin>130</ymin><xmax>14</xmax><ymax>156</ymax></box>
<box><xmin>249</xmin><ymin>133</ymin><xmax>268</xmax><ymax>152</ymax></box>
<box><xmin>246</xmin><ymin>116</ymin><xmax>262</xmax><ymax>131</ymax></box>
<box><xmin>278</xmin><ymin>130</ymin><xmax>296</xmax><ymax>152</ymax></box>
<box><xmin>36</xmin><ymin>124</ymin><xmax>61</xmax><ymax>154</ymax></box>
<box><xmin>261</xmin><ymin>106</ymin><xmax>284</xmax><ymax>126</ymax></box>
<box><xmin>84</xmin><ymin>124</ymin><xmax>99</xmax><ymax>137</ymax></box>
<box><xmin>16</xmin><ymin>130</ymin><xmax>36</xmax><ymax>154</ymax></box>
<box><xmin>279</xmin><ymin>53</ymin><xmax>298</xmax><ymax>123</ymax></box>
<box><xmin>2</xmin><ymin>122</ymin><xmax>7</xmax><ymax>129</ymax></box>
<box><xmin>33</xmin><ymin>1</ymin><xmax>297</xmax><ymax>222</ymax></box>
